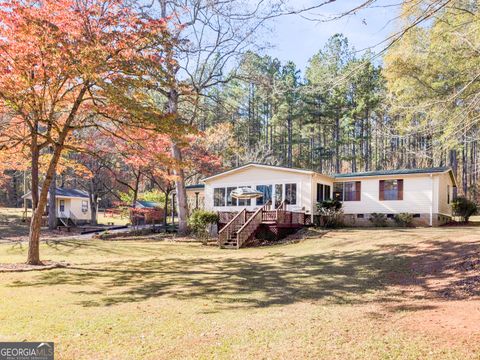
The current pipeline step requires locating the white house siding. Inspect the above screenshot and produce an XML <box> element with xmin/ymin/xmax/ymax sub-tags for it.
<box><xmin>338</xmin><ymin>175</ymin><xmax>434</xmax><ymax>215</ymax></box>
<box><xmin>204</xmin><ymin>166</ymin><xmax>316</xmax><ymax>214</ymax></box>
<box><xmin>57</xmin><ymin>197</ymin><xmax>91</xmax><ymax>221</ymax></box>
<box><xmin>336</xmin><ymin>173</ymin><xmax>454</xmax><ymax>226</ymax></box>
<box><xmin>437</xmin><ymin>172</ymin><xmax>454</xmax><ymax>216</ymax></box>
<box><xmin>337</xmin><ymin>175</ymin><xmax>431</xmax><ymax>226</ymax></box>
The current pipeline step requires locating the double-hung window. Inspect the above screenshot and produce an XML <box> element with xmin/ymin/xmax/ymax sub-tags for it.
<box><xmin>285</xmin><ymin>183</ymin><xmax>297</xmax><ymax>205</ymax></box>
<box><xmin>333</xmin><ymin>182</ymin><xmax>361</xmax><ymax>201</ymax></box>
<box><xmin>317</xmin><ymin>184</ymin><xmax>324</xmax><ymax>202</ymax></box>
<box><xmin>379</xmin><ymin>179</ymin><xmax>403</xmax><ymax>201</ymax></box>
<box><xmin>275</xmin><ymin>184</ymin><xmax>283</xmax><ymax>207</ymax></box>
<box><xmin>226</xmin><ymin>187</ymin><xmax>238</xmax><ymax>206</ymax></box>
<box><xmin>256</xmin><ymin>185</ymin><xmax>272</xmax><ymax>205</ymax></box>
<box><xmin>213</xmin><ymin>188</ymin><xmax>226</xmax><ymax>207</ymax></box>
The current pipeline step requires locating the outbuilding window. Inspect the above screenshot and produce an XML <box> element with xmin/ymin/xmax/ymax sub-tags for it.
<box><xmin>379</xmin><ymin>179</ymin><xmax>403</xmax><ymax>201</ymax></box>
<box><xmin>82</xmin><ymin>200</ymin><xmax>88</xmax><ymax>213</ymax></box>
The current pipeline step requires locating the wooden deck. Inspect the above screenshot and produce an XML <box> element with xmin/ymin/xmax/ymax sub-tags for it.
<box><xmin>218</xmin><ymin>202</ymin><xmax>308</xmax><ymax>249</ymax></box>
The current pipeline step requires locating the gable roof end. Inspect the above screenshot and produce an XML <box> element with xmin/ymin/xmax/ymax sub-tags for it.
<box><xmin>201</xmin><ymin>163</ymin><xmax>317</xmax><ymax>182</ymax></box>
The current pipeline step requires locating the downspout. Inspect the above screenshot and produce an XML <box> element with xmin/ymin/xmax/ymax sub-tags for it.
<box><xmin>430</xmin><ymin>174</ymin><xmax>434</xmax><ymax>227</ymax></box>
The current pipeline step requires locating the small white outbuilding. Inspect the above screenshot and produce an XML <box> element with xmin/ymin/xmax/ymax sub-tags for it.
<box><xmin>22</xmin><ymin>188</ymin><xmax>92</xmax><ymax>225</ymax></box>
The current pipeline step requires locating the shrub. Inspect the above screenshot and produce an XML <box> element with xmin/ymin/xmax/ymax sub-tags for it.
<box><xmin>452</xmin><ymin>197</ymin><xmax>478</xmax><ymax>222</ymax></box>
<box><xmin>393</xmin><ymin>213</ymin><xmax>414</xmax><ymax>227</ymax></box>
<box><xmin>188</xmin><ymin>210</ymin><xmax>219</xmax><ymax>244</ymax></box>
<box><xmin>317</xmin><ymin>199</ymin><xmax>343</xmax><ymax>228</ymax></box>
<box><xmin>369</xmin><ymin>213</ymin><xmax>387</xmax><ymax>227</ymax></box>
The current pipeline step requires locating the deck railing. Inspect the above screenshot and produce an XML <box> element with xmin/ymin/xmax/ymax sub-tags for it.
<box><xmin>236</xmin><ymin>202</ymin><xmax>270</xmax><ymax>249</ymax></box>
<box><xmin>218</xmin><ymin>209</ymin><xmax>246</xmax><ymax>247</ymax></box>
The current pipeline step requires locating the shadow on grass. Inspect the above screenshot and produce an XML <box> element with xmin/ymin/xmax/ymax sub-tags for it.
<box><xmin>8</xmin><ymin>237</ymin><xmax>480</xmax><ymax>310</ymax></box>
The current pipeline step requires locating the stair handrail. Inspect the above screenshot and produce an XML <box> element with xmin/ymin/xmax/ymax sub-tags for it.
<box><xmin>69</xmin><ymin>211</ymin><xmax>78</xmax><ymax>226</ymax></box>
<box><xmin>218</xmin><ymin>209</ymin><xmax>246</xmax><ymax>246</ymax></box>
<box><xmin>276</xmin><ymin>200</ymin><xmax>286</xmax><ymax>210</ymax></box>
<box><xmin>236</xmin><ymin>201</ymin><xmax>271</xmax><ymax>249</ymax></box>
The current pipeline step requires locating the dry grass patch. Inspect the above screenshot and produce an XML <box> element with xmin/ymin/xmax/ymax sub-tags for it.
<box><xmin>0</xmin><ymin>227</ymin><xmax>479</xmax><ymax>359</ymax></box>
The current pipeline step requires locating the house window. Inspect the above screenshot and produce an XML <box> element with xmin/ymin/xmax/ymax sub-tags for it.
<box><xmin>285</xmin><ymin>183</ymin><xmax>297</xmax><ymax>205</ymax></box>
<box><xmin>380</xmin><ymin>179</ymin><xmax>403</xmax><ymax>201</ymax></box>
<box><xmin>317</xmin><ymin>184</ymin><xmax>324</xmax><ymax>202</ymax></box>
<box><xmin>82</xmin><ymin>200</ymin><xmax>88</xmax><ymax>213</ymax></box>
<box><xmin>275</xmin><ymin>184</ymin><xmax>283</xmax><ymax>207</ymax></box>
<box><xmin>256</xmin><ymin>185</ymin><xmax>272</xmax><ymax>205</ymax></box>
<box><xmin>59</xmin><ymin>200</ymin><xmax>65</xmax><ymax>212</ymax></box>
<box><xmin>333</xmin><ymin>183</ymin><xmax>343</xmax><ymax>201</ymax></box>
<box><xmin>447</xmin><ymin>185</ymin><xmax>450</xmax><ymax>204</ymax></box>
<box><xmin>334</xmin><ymin>182</ymin><xmax>361</xmax><ymax>201</ymax></box>
<box><xmin>237</xmin><ymin>187</ymin><xmax>251</xmax><ymax>206</ymax></box>
<box><xmin>214</xmin><ymin>188</ymin><xmax>225</xmax><ymax>207</ymax></box>
<box><xmin>226</xmin><ymin>187</ymin><xmax>238</xmax><ymax>206</ymax></box>
<box><xmin>324</xmin><ymin>185</ymin><xmax>331</xmax><ymax>200</ymax></box>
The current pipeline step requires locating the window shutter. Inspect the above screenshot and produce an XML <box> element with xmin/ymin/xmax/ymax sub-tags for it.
<box><xmin>355</xmin><ymin>181</ymin><xmax>361</xmax><ymax>201</ymax></box>
<box><xmin>398</xmin><ymin>179</ymin><xmax>404</xmax><ymax>200</ymax></box>
<box><xmin>379</xmin><ymin>180</ymin><xmax>385</xmax><ymax>201</ymax></box>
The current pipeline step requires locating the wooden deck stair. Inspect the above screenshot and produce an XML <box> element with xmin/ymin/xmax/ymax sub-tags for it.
<box><xmin>218</xmin><ymin>201</ymin><xmax>307</xmax><ymax>249</ymax></box>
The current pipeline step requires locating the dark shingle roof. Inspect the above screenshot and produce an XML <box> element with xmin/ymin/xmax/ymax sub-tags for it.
<box><xmin>136</xmin><ymin>200</ymin><xmax>161</xmax><ymax>208</ymax></box>
<box><xmin>55</xmin><ymin>188</ymin><xmax>89</xmax><ymax>198</ymax></box>
<box><xmin>186</xmin><ymin>184</ymin><xmax>205</xmax><ymax>190</ymax></box>
<box><xmin>334</xmin><ymin>167</ymin><xmax>452</xmax><ymax>179</ymax></box>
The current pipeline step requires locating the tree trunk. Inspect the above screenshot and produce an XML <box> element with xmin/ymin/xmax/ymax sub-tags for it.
<box><xmin>27</xmin><ymin>208</ymin><xmax>43</xmax><ymax>265</ymax></box>
<box><xmin>335</xmin><ymin>113</ymin><xmax>340</xmax><ymax>173</ymax></box>
<box><xmin>27</xmin><ymin>147</ymin><xmax>62</xmax><ymax>265</ymax></box>
<box><xmin>89</xmin><ymin>182</ymin><xmax>98</xmax><ymax>226</ymax></box>
<box><xmin>163</xmin><ymin>191</ymin><xmax>169</xmax><ymax>228</ymax></box>
<box><xmin>171</xmin><ymin>142</ymin><xmax>189</xmax><ymax>234</ymax></box>
<box><xmin>27</xmin><ymin>84</ymin><xmax>88</xmax><ymax>265</ymax></box>
<box><xmin>48</xmin><ymin>171</ymin><xmax>57</xmax><ymax>230</ymax></box>
<box><xmin>167</xmin><ymin>88</ymin><xmax>189</xmax><ymax>234</ymax></box>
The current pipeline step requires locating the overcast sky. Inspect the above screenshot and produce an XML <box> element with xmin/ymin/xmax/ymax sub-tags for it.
<box><xmin>265</xmin><ymin>0</ymin><xmax>401</xmax><ymax>71</ymax></box>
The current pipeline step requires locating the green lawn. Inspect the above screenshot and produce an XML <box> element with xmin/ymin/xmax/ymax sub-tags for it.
<box><xmin>0</xmin><ymin>228</ymin><xmax>479</xmax><ymax>359</ymax></box>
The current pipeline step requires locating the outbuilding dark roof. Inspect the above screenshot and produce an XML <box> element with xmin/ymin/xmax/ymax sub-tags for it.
<box><xmin>136</xmin><ymin>200</ymin><xmax>161</xmax><ymax>208</ymax></box>
<box><xmin>55</xmin><ymin>188</ymin><xmax>89</xmax><ymax>198</ymax></box>
<box><xmin>334</xmin><ymin>166</ymin><xmax>452</xmax><ymax>178</ymax></box>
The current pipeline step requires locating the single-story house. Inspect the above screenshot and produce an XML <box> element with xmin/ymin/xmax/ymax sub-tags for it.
<box><xmin>193</xmin><ymin>163</ymin><xmax>457</xmax><ymax>226</ymax></box>
<box><xmin>22</xmin><ymin>188</ymin><xmax>92</xmax><ymax>225</ymax></box>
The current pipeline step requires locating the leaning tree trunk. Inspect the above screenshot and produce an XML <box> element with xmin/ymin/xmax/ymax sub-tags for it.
<box><xmin>48</xmin><ymin>171</ymin><xmax>57</xmax><ymax>230</ymax></box>
<box><xmin>27</xmin><ymin>149</ymin><xmax>61</xmax><ymax>265</ymax></box>
<box><xmin>27</xmin><ymin>84</ymin><xmax>88</xmax><ymax>265</ymax></box>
